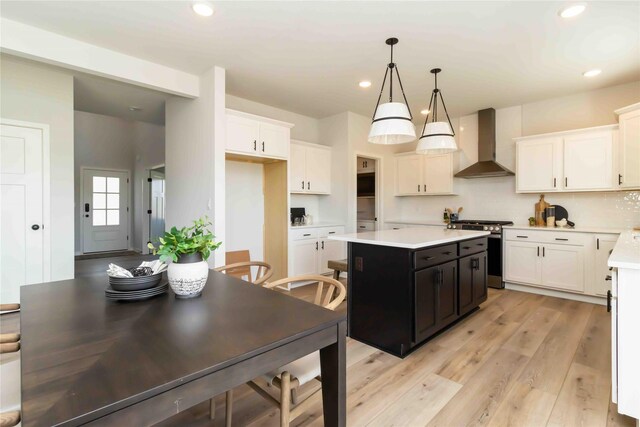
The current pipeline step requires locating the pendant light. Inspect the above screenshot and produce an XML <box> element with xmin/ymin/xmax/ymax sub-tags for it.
<box><xmin>368</xmin><ymin>38</ymin><xmax>416</xmax><ymax>145</ymax></box>
<box><xmin>416</xmin><ymin>68</ymin><xmax>457</xmax><ymax>154</ymax></box>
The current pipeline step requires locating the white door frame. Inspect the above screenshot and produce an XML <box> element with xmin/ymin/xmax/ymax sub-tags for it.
<box><xmin>142</xmin><ymin>163</ymin><xmax>165</xmax><ymax>253</ymax></box>
<box><xmin>0</xmin><ymin>118</ymin><xmax>51</xmax><ymax>282</ymax></box>
<box><xmin>79</xmin><ymin>166</ymin><xmax>131</xmax><ymax>254</ymax></box>
<box><xmin>353</xmin><ymin>151</ymin><xmax>384</xmax><ymax>231</ymax></box>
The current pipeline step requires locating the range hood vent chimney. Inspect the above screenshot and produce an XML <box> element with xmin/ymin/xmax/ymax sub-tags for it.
<box><xmin>454</xmin><ymin>108</ymin><xmax>515</xmax><ymax>178</ymax></box>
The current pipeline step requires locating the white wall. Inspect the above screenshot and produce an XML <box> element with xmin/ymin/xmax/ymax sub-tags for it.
<box><xmin>166</xmin><ymin>67</ymin><xmax>226</xmax><ymax>267</ymax></box>
<box><xmin>225</xmin><ymin>160</ymin><xmax>264</xmax><ymax>261</ymax></box>
<box><xmin>0</xmin><ymin>55</ymin><xmax>74</xmax><ymax>280</ymax></box>
<box><xmin>74</xmin><ymin>111</ymin><xmax>165</xmax><ymax>253</ymax></box>
<box><xmin>389</xmin><ymin>81</ymin><xmax>640</xmax><ymax>229</ymax></box>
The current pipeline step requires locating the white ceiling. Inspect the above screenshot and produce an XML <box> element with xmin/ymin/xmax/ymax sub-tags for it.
<box><xmin>2</xmin><ymin>1</ymin><xmax>639</xmax><ymax>119</ymax></box>
<box><xmin>74</xmin><ymin>74</ymin><xmax>167</xmax><ymax>124</ymax></box>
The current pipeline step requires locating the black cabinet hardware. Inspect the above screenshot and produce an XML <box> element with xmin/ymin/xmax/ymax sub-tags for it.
<box><xmin>31</xmin><ymin>224</ymin><xmax>40</xmax><ymax>231</ymax></box>
<box><xmin>84</xmin><ymin>203</ymin><xmax>90</xmax><ymax>213</ymax></box>
<box><xmin>315</xmin><ymin>242</ymin><xmax>318</xmax><ymax>250</ymax></box>
<box><xmin>606</xmin><ymin>275</ymin><xmax>612</xmax><ymax>281</ymax></box>
<box><xmin>516</xmin><ymin>235</ymin><xmax>528</xmax><ymax>238</ymax></box>
<box><xmin>553</xmin><ymin>178</ymin><xmax>556</xmax><ymax>187</ymax></box>
<box><xmin>423</xmin><ymin>256</ymin><xmax>435</xmax><ymax>261</ymax></box>
<box><xmin>423</xmin><ymin>184</ymin><xmax>426</xmax><ymax>192</ymax></box>
<box><xmin>301</xmin><ymin>181</ymin><xmax>304</xmax><ymax>190</ymax></box>
<box><xmin>537</xmin><ymin>246</ymin><xmax>540</xmax><ymax>257</ymax></box>
<box><xmin>329</xmin><ymin>231</ymin><xmax>336</xmax><ymax>234</ymax></box>
<box><xmin>253</xmin><ymin>140</ymin><xmax>257</xmax><ymax>151</ymax></box>
<box><xmin>303</xmin><ymin>233</ymin><xmax>311</xmax><ymax>236</ymax></box>
<box><xmin>261</xmin><ymin>141</ymin><xmax>265</xmax><ymax>152</ymax></box>
<box><xmin>442</xmin><ymin>251</ymin><xmax>452</xmax><ymax>255</ymax></box>
<box><xmin>307</xmin><ymin>182</ymin><xmax>310</xmax><ymax>190</ymax></box>
<box><xmin>359</xmin><ymin>226</ymin><xmax>366</xmax><ymax>229</ymax></box>
<box><xmin>597</xmin><ymin>238</ymin><xmax>600</xmax><ymax>250</ymax></box>
<box><xmin>462</xmin><ymin>246</ymin><xmax>471</xmax><ymax>250</ymax></box>
<box><xmin>147</xmin><ymin>210</ymin><xmax>152</xmax><ymax>214</ymax></box>
<box><xmin>418</xmin><ymin>184</ymin><xmax>420</xmax><ymax>192</ymax></box>
<box><xmin>543</xmin><ymin>247</ymin><xmax>545</xmax><ymax>257</ymax></box>
<box><xmin>565</xmin><ymin>177</ymin><xmax>568</xmax><ymax>186</ymax></box>
<box><xmin>619</xmin><ymin>174</ymin><xmax>623</xmax><ymax>185</ymax></box>
<box><xmin>555</xmin><ymin>238</ymin><xmax>568</xmax><ymax>241</ymax></box>
<box><xmin>477</xmin><ymin>243</ymin><xmax>485</xmax><ymax>246</ymax></box>
<box><xmin>321</xmin><ymin>241</ymin><xmax>325</xmax><ymax>250</ymax></box>
<box><xmin>607</xmin><ymin>290</ymin><xmax>612</xmax><ymax>312</ymax></box>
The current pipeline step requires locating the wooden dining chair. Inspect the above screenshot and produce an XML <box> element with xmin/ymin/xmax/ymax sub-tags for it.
<box><xmin>224</xmin><ymin>275</ymin><xmax>346</xmax><ymax>427</ymax></box>
<box><xmin>214</xmin><ymin>261</ymin><xmax>274</xmax><ymax>286</ymax></box>
<box><xmin>222</xmin><ymin>250</ymin><xmax>252</xmax><ymax>280</ymax></box>
<box><xmin>0</xmin><ymin>304</ymin><xmax>21</xmax><ymax>427</ymax></box>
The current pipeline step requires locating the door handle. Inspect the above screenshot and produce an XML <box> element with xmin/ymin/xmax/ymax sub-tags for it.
<box><xmin>607</xmin><ymin>290</ymin><xmax>612</xmax><ymax>313</ymax></box>
<box><xmin>31</xmin><ymin>224</ymin><xmax>40</xmax><ymax>231</ymax></box>
<box><xmin>85</xmin><ymin>203</ymin><xmax>90</xmax><ymax>213</ymax></box>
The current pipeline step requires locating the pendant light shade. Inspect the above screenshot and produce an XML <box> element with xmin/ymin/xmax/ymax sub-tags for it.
<box><xmin>417</xmin><ymin>68</ymin><xmax>457</xmax><ymax>154</ymax></box>
<box><xmin>369</xmin><ymin>102</ymin><xmax>416</xmax><ymax>145</ymax></box>
<box><xmin>368</xmin><ymin>38</ymin><xmax>416</xmax><ymax>145</ymax></box>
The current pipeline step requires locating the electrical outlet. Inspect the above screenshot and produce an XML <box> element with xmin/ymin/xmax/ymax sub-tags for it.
<box><xmin>355</xmin><ymin>257</ymin><xmax>364</xmax><ymax>272</ymax></box>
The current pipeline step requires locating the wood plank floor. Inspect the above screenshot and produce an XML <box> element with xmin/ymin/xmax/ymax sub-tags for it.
<box><xmin>159</xmin><ymin>287</ymin><xmax>636</xmax><ymax>427</ymax></box>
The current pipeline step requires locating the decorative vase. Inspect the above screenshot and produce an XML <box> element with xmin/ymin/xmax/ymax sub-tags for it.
<box><xmin>167</xmin><ymin>253</ymin><xmax>209</xmax><ymax>298</ymax></box>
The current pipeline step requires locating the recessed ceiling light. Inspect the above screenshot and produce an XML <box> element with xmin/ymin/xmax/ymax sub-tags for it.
<box><xmin>359</xmin><ymin>81</ymin><xmax>372</xmax><ymax>88</ymax></box>
<box><xmin>583</xmin><ymin>69</ymin><xmax>602</xmax><ymax>77</ymax></box>
<box><xmin>420</xmin><ymin>109</ymin><xmax>430</xmax><ymax>115</ymax></box>
<box><xmin>559</xmin><ymin>4</ymin><xmax>586</xmax><ymax>18</ymax></box>
<box><xmin>192</xmin><ymin>2</ymin><xmax>214</xmax><ymax>17</ymax></box>
<box><xmin>129</xmin><ymin>106</ymin><xmax>142</xmax><ymax>112</ymax></box>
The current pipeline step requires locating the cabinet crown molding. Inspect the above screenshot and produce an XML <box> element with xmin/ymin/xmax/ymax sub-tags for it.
<box><xmin>513</xmin><ymin>124</ymin><xmax>618</xmax><ymax>142</ymax></box>
<box><xmin>614</xmin><ymin>102</ymin><xmax>640</xmax><ymax>116</ymax></box>
<box><xmin>226</xmin><ymin>108</ymin><xmax>295</xmax><ymax>129</ymax></box>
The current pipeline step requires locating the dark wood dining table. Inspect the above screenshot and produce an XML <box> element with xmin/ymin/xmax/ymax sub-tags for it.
<box><xmin>19</xmin><ymin>271</ymin><xmax>346</xmax><ymax>426</ymax></box>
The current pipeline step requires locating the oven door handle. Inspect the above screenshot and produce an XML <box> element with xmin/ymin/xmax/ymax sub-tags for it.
<box><xmin>487</xmin><ymin>234</ymin><xmax>501</xmax><ymax>239</ymax></box>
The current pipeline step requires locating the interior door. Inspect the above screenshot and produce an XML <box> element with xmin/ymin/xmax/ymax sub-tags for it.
<box><xmin>149</xmin><ymin>169</ymin><xmax>165</xmax><ymax>246</ymax></box>
<box><xmin>396</xmin><ymin>154</ymin><xmax>422</xmax><ymax>195</ymax></box>
<box><xmin>0</xmin><ymin>124</ymin><xmax>45</xmax><ymax>303</ymax></box>
<box><xmin>423</xmin><ymin>154</ymin><xmax>452</xmax><ymax>194</ymax></box>
<box><xmin>82</xmin><ymin>169</ymin><xmax>129</xmax><ymax>253</ymax></box>
<box><xmin>563</xmin><ymin>131</ymin><xmax>613</xmax><ymax>190</ymax></box>
<box><xmin>517</xmin><ymin>138</ymin><xmax>561</xmax><ymax>192</ymax></box>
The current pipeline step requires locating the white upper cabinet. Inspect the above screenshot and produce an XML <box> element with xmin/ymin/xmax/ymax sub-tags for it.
<box><xmin>563</xmin><ymin>131</ymin><xmax>613</xmax><ymax>190</ymax></box>
<box><xmin>515</xmin><ymin>125</ymin><xmax>618</xmax><ymax>193</ymax></box>
<box><xmin>289</xmin><ymin>140</ymin><xmax>331</xmax><ymax>194</ymax></box>
<box><xmin>395</xmin><ymin>152</ymin><xmax>456</xmax><ymax>196</ymax></box>
<box><xmin>226</xmin><ymin>109</ymin><xmax>293</xmax><ymax>160</ymax></box>
<box><xmin>357</xmin><ymin>157</ymin><xmax>375</xmax><ymax>174</ymax></box>
<box><xmin>516</xmin><ymin>138</ymin><xmax>562</xmax><ymax>192</ymax></box>
<box><xmin>616</xmin><ymin>103</ymin><xmax>640</xmax><ymax>189</ymax></box>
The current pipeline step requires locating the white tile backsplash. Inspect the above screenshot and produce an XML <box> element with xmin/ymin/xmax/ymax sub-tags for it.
<box><xmin>397</xmin><ymin>176</ymin><xmax>640</xmax><ymax>229</ymax></box>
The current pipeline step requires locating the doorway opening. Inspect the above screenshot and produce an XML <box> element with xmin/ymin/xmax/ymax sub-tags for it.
<box><xmin>356</xmin><ymin>156</ymin><xmax>379</xmax><ymax>232</ymax></box>
<box><xmin>147</xmin><ymin>165</ymin><xmax>166</xmax><ymax>251</ymax></box>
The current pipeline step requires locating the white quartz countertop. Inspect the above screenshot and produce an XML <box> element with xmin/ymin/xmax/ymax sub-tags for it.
<box><xmin>608</xmin><ymin>230</ymin><xmax>640</xmax><ymax>270</ymax></box>
<box><xmin>289</xmin><ymin>222</ymin><xmax>343</xmax><ymax>229</ymax></box>
<box><xmin>504</xmin><ymin>224</ymin><xmax>624</xmax><ymax>234</ymax></box>
<box><xmin>328</xmin><ymin>227</ymin><xmax>490</xmax><ymax>249</ymax></box>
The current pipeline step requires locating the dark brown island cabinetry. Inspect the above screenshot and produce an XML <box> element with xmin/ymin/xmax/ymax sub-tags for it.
<box><xmin>347</xmin><ymin>236</ymin><xmax>488</xmax><ymax>357</ymax></box>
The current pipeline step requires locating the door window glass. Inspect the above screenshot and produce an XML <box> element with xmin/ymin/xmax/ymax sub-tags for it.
<box><xmin>92</xmin><ymin>176</ymin><xmax>120</xmax><ymax>226</ymax></box>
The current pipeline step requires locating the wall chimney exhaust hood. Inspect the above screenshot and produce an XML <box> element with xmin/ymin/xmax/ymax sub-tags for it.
<box><xmin>454</xmin><ymin>108</ymin><xmax>515</xmax><ymax>178</ymax></box>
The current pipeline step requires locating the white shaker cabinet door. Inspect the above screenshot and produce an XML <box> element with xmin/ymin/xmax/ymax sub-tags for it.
<box><xmin>618</xmin><ymin>108</ymin><xmax>640</xmax><ymax>189</ymax></box>
<box><xmin>291</xmin><ymin>239</ymin><xmax>319</xmax><ymax>276</ymax></box>
<box><xmin>227</xmin><ymin>114</ymin><xmax>260</xmax><ymax>155</ymax></box>
<box><xmin>563</xmin><ymin>131</ymin><xmax>613</xmax><ymax>190</ymax></box>
<box><xmin>541</xmin><ymin>243</ymin><xmax>585</xmax><ymax>293</ymax></box>
<box><xmin>319</xmin><ymin>239</ymin><xmax>346</xmax><ymax>274</ymax></box>
<box><xmin>305</xmin><ymin>146</ymin><xmax>331</xmax><ymax>194</ymax></box>
<box><xmin>423</xmin><ymin>154</ymin><xmax>453</xmax><ymax>194</ymax></box>
<box><xmin>516</xmin><ymin>138</ymin><xmax>561</xmax><ymax>192</ymax></box>
<box><xmin>289</xmin><ymin>143</ymin><xmax>307</xmax><ymax>192</ymax></box>
<box><xmin>594</xmin><ymin>235</ymin><xmax>618</xmax><ymax>296</ymax></box>
<box><xmin>396</xmin><ymin>154</ymin><xmax>422</xmax><ymax>195</ymax></box>
<box><xmin>259</xmin><ymin>123</ymin><xmax>289</xmax><ymax>159</ymax></box>
<box><xmin>504</xmin><ymin>241</ymin><xmax>542</xmax><ymax>285</ymax></box>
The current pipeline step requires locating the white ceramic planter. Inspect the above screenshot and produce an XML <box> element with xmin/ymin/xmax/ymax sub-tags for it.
<box><xmin>167</xmin><ymin>253</ymin><xmax>209</xmax><ymax>298</ymax></box>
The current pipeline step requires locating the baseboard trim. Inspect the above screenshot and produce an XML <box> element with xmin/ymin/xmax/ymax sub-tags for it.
<box><xmin>505</xmin><ymin>282</ymin><xmax>606</xmax><ymax>305</ymax></box>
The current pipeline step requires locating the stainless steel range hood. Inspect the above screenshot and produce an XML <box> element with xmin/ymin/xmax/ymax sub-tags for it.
<box><xmin>454</xmin><ymin>108</ymin><xmax>515</xmax><ymax>178</ymax></box>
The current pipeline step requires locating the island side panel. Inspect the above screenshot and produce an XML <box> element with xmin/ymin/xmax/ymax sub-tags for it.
<box><xmin>347</xmin><ymin>242</ymin><xmax>413</xmax><ymax>357</ymax></box>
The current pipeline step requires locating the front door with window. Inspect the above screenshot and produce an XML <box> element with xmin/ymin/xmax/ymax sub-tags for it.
<box><xmin>82</xmin><ymin>169</ymin><xmax>129</xmax><ymax>253</ymax></box>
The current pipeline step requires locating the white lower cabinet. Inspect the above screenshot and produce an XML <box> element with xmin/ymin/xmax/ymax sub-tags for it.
<box><xmin>289</xmin><ymin>226</ymin><xmax>345</xmax><ymax>284</ymax></box>
<box><xmin>540</xmin><ymin>243</ymin><xmax>584</xmax><ymax>293</ymax></box>
<box><xmin>504</xmin><ymin>241</ymin><xmax>542</xmax><ymax>285</ymax></box>
<box><xmin>357</xmin><ymin>221</ymin><xmax>375</xmax><ymax>232</ymax></box>
<box><xmin>594</xmin><ymin>234</ymin><xmax>618</xmax><ymax>296</ymax></box>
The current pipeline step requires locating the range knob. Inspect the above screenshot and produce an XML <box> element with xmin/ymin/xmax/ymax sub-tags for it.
<box><xmin>447</xmin><ymin>224</ymin><xmax>451</xmax><ymax>229</ymax></box>
<box><xmin>495</xmin><ymin>226</ymin><xmax>500</xmax><ymax>232</ymax></box>
<box><xmin>483</xmin><ymin>226</ymin><xmax>489</xmax><ymax>231</ymax></box>
<box><xmin>452</xmin><ymin>225</ymin><xmax>456</xmax><ymax>229</ymax></box>
<box><xmin>489</xmin><ymin>226</ymin><xmax>495</xmax><ymax>231</ymax></box>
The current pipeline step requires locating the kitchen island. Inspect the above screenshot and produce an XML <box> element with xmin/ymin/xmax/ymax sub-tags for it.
<box><xmin>330</xmin><ymin>227</ymin><xmax>490</xmax><ymax>357</ymax></box>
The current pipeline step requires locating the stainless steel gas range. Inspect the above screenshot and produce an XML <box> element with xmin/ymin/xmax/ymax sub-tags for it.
<box><xmin>447</xmin><ymin>220</ymin><xmax>514</xmax><ymax>289</ymax></box>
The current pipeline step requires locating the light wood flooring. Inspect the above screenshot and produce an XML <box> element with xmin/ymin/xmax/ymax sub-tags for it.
<box><xmin>160</xmin><ymin>286</ymin><xmax>636</xmax><ymax>427</ymax></box>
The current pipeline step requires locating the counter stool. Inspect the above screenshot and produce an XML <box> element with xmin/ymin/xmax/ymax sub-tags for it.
<box><xmin>327</xmin><ymin>259</ymin><xmax>347</xmax><ymax>281</ymax></box>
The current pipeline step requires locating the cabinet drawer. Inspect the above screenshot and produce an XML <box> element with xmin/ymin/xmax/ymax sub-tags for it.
<box><xmin>357</xmin><ymin>221</ymin><xmax>375</xmax><ymax>232</ymax></box>
<box><xmin>290</xmin><ymin>228</ymin><xmax>318</xmax><ymax>241</ymax></box>
<box><xmin>414</xmin><ymin>244</ymin><xmax>457</xmax><ymax>270</ymax></box>
<box><xmin>318</xmin><ymin>226</ymin><xmax>344</xmax><ymax>238</ymax></box>
<box><xmin>459</xmin><ymin>237</ymin><xmax>488</xmax><ymax>257</ymax></box>
<box><xmin>504</xmin><ymin>229</ymin><xmax>587</xmax><ymax>245</ymax></box>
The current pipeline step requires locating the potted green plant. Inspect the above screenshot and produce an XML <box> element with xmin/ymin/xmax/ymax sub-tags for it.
<box><xmin>148</xmin><ymin>217</ymin><xmax>221</xmax><ymax>298</ymax></box>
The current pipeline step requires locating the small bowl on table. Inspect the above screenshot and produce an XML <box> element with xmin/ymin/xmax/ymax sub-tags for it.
<box><xmin>109</xmin><ymin>267</ymin><xmax>163</xmax><ymax>291</ymax></box>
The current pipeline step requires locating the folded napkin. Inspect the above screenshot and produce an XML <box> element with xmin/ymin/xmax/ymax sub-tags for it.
<box><xmin>107</xmin><ymin>260</ymin><xmax>167</xmax><ymax>277</ymax></box>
